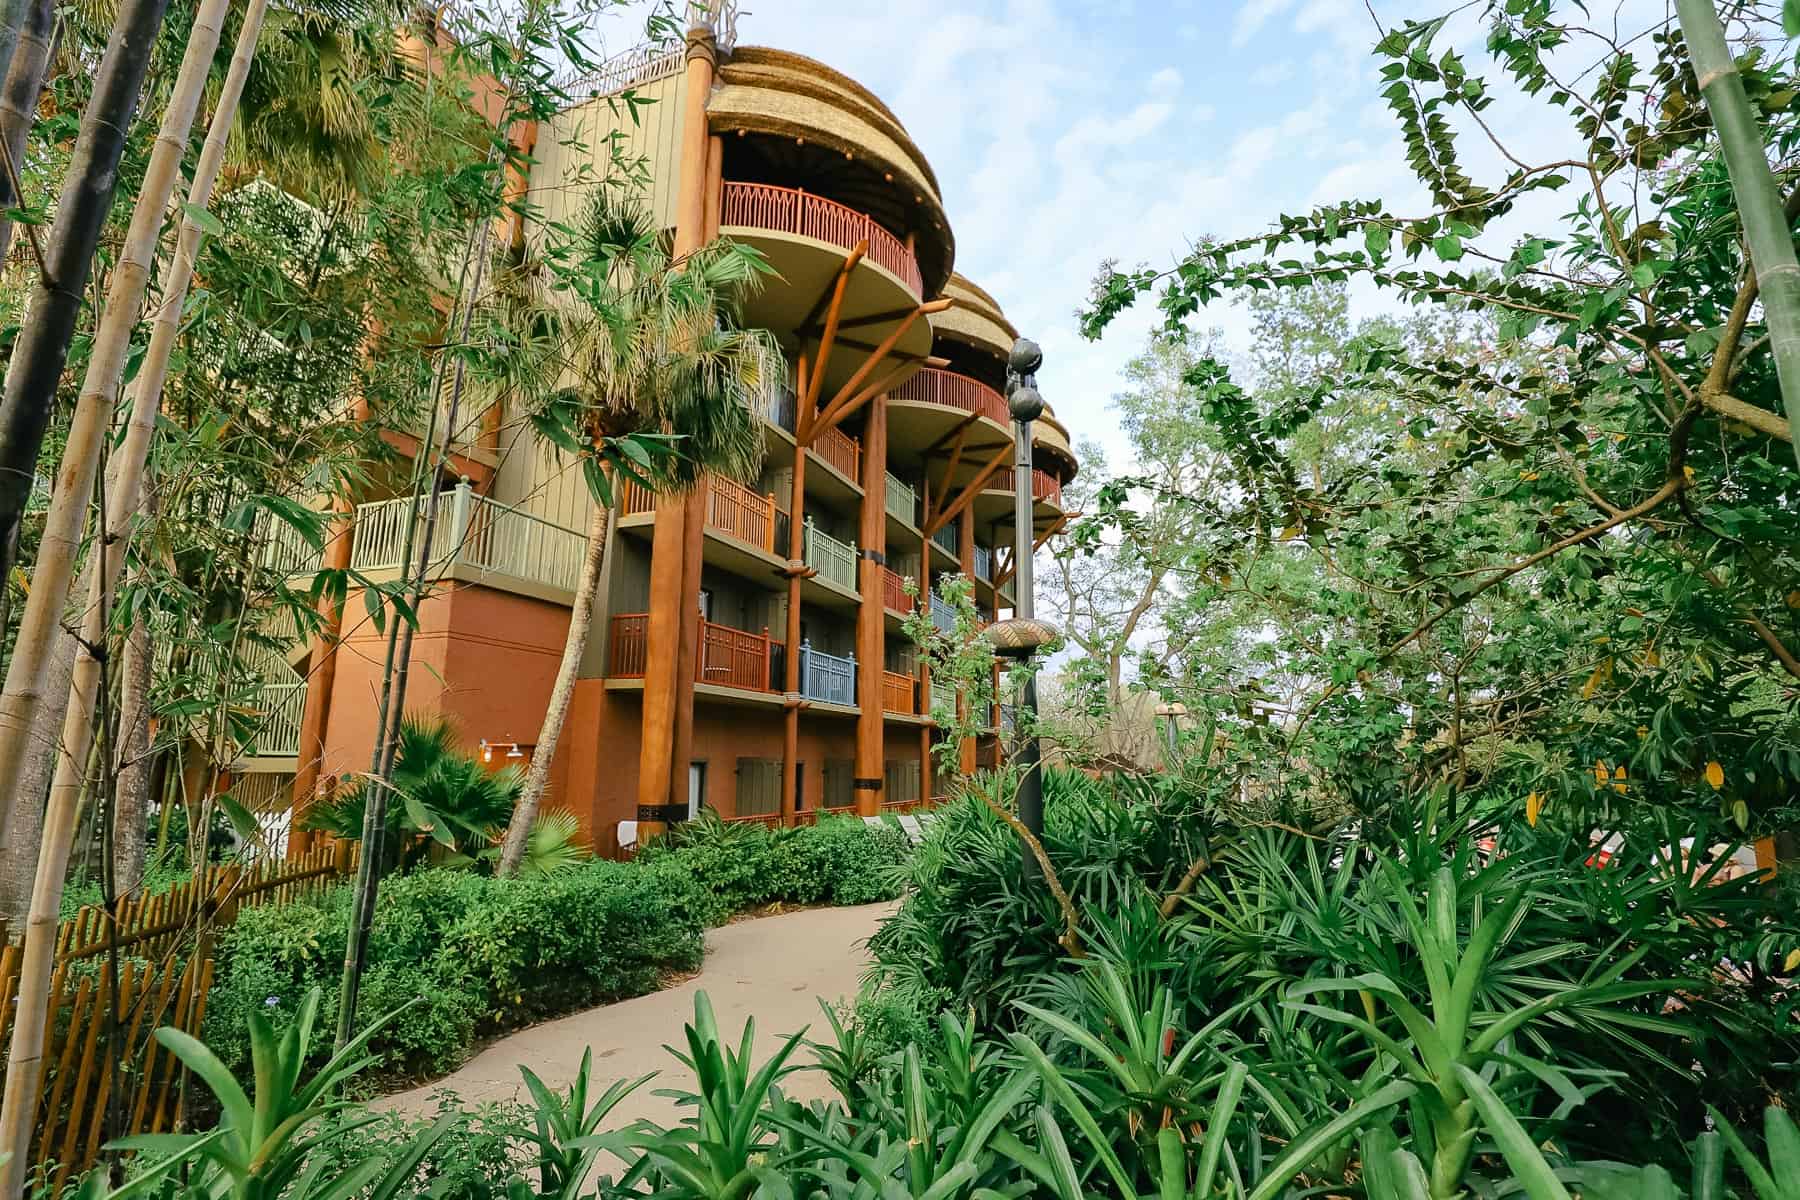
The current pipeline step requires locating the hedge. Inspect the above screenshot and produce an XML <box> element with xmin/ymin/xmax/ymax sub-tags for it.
<box><xmin>204</xmin><ymin>814</ymin><xmax>909</xmax><ymax>1080</ymax></box>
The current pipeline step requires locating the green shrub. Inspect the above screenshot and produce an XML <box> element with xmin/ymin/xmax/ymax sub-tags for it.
<box><xmin>208</xmin><ymin>858</ymin><xmax>710</xmax><ymax>1079</ymax></box>
<box><xmin>204</xmin><ymin>811</ymin><xmax>910</xmax><ymax>1083</ymax></box>
<box><xmin>444</xmin><ymin>858</ymin><xmax>707</xmax><ymax>1025</ymax></box>
<box><xmin>641</xmin><ymin>810</ymin><xmax>910</xmax><ymax>920</ymax></box>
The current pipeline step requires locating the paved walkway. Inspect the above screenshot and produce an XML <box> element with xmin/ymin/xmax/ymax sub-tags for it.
<box><xmin>378</xmin><ymin>901</ymin><xmax>897</xmax><ymax>1129</ymax></box>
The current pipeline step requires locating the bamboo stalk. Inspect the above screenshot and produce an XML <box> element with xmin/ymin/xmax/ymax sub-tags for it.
<box><xmin>0</xmin><ymin>0</ymin><xmax>174</xmax><ymax>768</ymax></box>
<box><xmin>0</xmin><ymin>0</ymin><xmax>241</xmax><ymax>1180</ymax></box>
<box><xmin>1675</xmin><ymin>0</ymin><xmax>1800</xmax><ymax>467</ymax></box>
<box><xmin>0</xmin><ymin>0</ymin><xmax>30</xmax><ymax>134</ymax></box>
<box><xmin>0</xmin><ymin>0</ymin><xmax>56</xmax><ymax>269</ymax></box>
<box><xmin>0</xmin><ymin>0</ymin><xmax>227</xmax><ymax>862</ymax></box>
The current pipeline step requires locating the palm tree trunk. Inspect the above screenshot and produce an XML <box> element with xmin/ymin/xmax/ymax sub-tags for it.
<box><xmin>113</xmin><ymin>611</ymin><xmax>150</xmax><ymax>896</ymax></box>
<box><xmin>0</xmin><ymin>0</ymin><xmax>172</xmax><ymax>629</ymax></box>
<box><xmin>0</xmin><ymin>0</ymin><xmax>50</xmax><ymax>266</ymax></box>
<box><xmin>0</xmin><ymin>0</ymin><xmax>223</xmax><ymax>868</ymax></box>
<box><xmin>1675</xmin><ymin>0</ymin><xmax>1800</xmax><ymax>468</ymax></box>
<box><xmin>0</xmin><ymin>0</ymin><xmax>247</xmax><ymax>1179</ymax></box>
<box><xmin>496</xmin><ymin>501</ymin><xmax>607</xmax><ymax>877</ymax></box>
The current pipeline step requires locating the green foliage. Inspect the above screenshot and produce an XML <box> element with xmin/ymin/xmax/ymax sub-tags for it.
<box><xmin>637</xmin><ymin>811</ymin><xmax>909</xmax><ymax>925</ymax></box>
<box><xmin>205</xmin><ymin>861</ymin><xmax>704</xmax><ymax>1078</ymax></box>
<box><xmin>1063</xmin><ymin>0</ymin><xmax>1800</xmax><ymax>843</ymax></box>
<box><xmin>92</xmin><ymin>956</ymin><xmax>1800</xmax><ymax>1200</ymax></box>
<box><xmin>207</xmin><ymin>815</ymin><xmax>906</xmax><ymax>1080</ymax></box>
<box><xmin>869</xmin><ymin>768</ymin><xmax>1799</xmax><ymax>1183</ymax></box>
<box><xmin>302</xmin><ymin>716</ymin><xmax>524</xmax><ymax>872</ymax></box>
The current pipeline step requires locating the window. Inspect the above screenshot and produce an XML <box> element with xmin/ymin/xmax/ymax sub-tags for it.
<box><xmin>821</xmin><ymin>759</ymin><xmax>854</xmax><ymax>811</ymax></box>
<box><xmin>884</xmin><ymin>759</ymin><xmax>920</xmax><ymax>806</ymax></box>
<box><xmin>734</xmin><ymin>758</ymin><xmax>781</xmax><ymax>817</ymax></box>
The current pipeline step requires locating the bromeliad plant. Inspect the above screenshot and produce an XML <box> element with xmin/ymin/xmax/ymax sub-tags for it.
<box><xmin>1285</xmin><ymin>866</ymin><xmax>1682</xmax><ymax>1198</ymax></box>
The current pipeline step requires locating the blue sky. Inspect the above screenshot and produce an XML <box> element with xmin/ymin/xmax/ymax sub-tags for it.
<box><xmin>582</xmin><ymin>0</ymin><xmax>1643</xmax><ymax>472</ymax></box>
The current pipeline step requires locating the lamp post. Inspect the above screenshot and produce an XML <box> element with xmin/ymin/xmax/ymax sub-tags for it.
<box><xmin>989</xmin><ymin>337</ymin><xmax>1054</xmax><ymax>873</ymax></box>
<box><xmin>1154</xmin><ymin>701</ymin><xmax>1188</xmax><ymax>765</ymax></box>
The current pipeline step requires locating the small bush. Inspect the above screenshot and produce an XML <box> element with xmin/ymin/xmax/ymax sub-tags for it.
<box><xmin>640</xmin><ymin>812</ymin><xmax>909</xmax><ymax>919</ymax></box>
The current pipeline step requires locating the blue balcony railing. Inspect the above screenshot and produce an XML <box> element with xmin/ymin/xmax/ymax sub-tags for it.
<box><xmin>799</xmin><ymin>641</ymin><xmax>857</xmax><ymax>706</ymax></box>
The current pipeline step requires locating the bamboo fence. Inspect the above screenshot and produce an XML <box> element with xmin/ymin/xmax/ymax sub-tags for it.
<box><xmin>0</xmin><ymin>843</ymin><xmax>355</xmax><ymax>1188</ymax></box>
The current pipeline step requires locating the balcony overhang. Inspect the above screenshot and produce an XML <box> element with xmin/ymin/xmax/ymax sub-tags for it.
<box><xmin>711</xmin><ymin>47</ymin><xmax>953</xmax><ymax>296</ymax></box>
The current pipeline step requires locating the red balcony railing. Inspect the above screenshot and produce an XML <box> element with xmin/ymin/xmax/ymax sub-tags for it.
<box><xmin>609</xmin><ymin>613</ymin><xmax>650</xmax><ymax>677</ymax></box>
<box><xmin>882</xmin><ymin>670</ymin><xmax>917</xmax><ymax>715</ymax></box>
<box><xmin>619</xmin><ymin>476</ymin><xmax>787</xmax><ymax>551</ymax></box>
<box><xmin>721</xmin><ymin>181</ymin><xmax>923</xmax><ymax>296</ymax></box>
<box><xmin>706</xmin><ymin>475</ymin><xmax>781</xmax><ymax>552</ymax></box>
<box><xmin>619</xmin><ymin>479</ymin><xmax>657</xmax><ymax>517</ymax></box>
<box><xmin>609</xmin><ymin>614</ymin><xmax>777</xmax><ymax>692</ymax></box>
<box><xmin>698</xmin><ymin>620</ymin><xmax>776</xmax><ymax>690</ymax></box>
<box><xmin>892</xmin><ymin>367</ymin><xmax>1008</xmax><ymax>425</ymax></box>
<box><xmin>882</xmin><ymin>566</ymin><xmax>912</xmax><ymax>613</ymax></box>
<box><xmin>988</xmin><ymin>467</ymin><xmax>1064</xmax><ymax>508</ymax></box>
<box><xmin>812</xmin><ymin>423</ymin><xmax>862</xmax><ymax>481</ymax></box>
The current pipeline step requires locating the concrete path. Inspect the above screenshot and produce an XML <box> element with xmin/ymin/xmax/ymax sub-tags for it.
<box><xmin>378</xmin><ymin>901</ymin><xmax>897</xmax><ymax>1129</ymax></box>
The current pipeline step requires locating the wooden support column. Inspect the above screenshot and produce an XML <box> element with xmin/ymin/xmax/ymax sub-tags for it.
<box><xmin>668</xmin><ymin>479</ymin><xmax>707</xmax><ymax>812</ymax></box>
<box><xmin>667</xmin><ymin>133</ymin><xmax>725</xmax><ymax>815</ymax></box>
<box><xmin>920</xmin><ymin>724</ymin><xmax>933</xmax><ymax>806</ymax></box>
<box><xmin>286</xmin><ymin>499</ymin><xmax>354</xmax><ymax>859</ymax></box>
<box><xmin>958</xmin><ymin>509</ymin><xmax>977</xmax><ymax>776</ymax></box>
<box><xmin>853</xmin><ymin>395</ymin><xmax>888</xmax><ymax>817</ymax></box>
<box><xmin>635</xmin><ymin>23</ymin><xmax>716</xmax><ymax>836</ymax></box>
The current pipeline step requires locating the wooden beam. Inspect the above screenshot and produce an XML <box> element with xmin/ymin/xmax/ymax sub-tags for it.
<box><xmin>934</xmin><ymin>422</ymin><xmax>972</xmax><ymax>518</ymax></box>
<box><xmin>994</xmin><ymin>512</ymin><xmax>1073</xmax><ymax>587</ymax></box>
<box><xmin>925</xmin><ymin>444</ymin><xmax>1011</xmax><ymax>538</ymax></box>
<box><xmin>812</xmin><ymin>359</ymin><xmax>913</xmax><ymax>439</ymax></box>
<box><xmin>812</xmin><ymin>299</ymin><xmax>950</xmax><ymax>436</ymax></box>
<box><xmin>799</xmin><ymin>240</ymin><xmax>867</xmax><ymax>440</ymax></box>
<box><xmin>803</xmin><ymin>303</ymin><xmax>920</xmax><ymax>336</ymax></box>
<box><xmin>797</xmin><ymin>245</ymin><xmax>866</xmax><ymax>333</ymax></box>
<box><xmin>921</xmin><ymin>412</ymin><xmax>982</xmax><ymax>458</ymax></box>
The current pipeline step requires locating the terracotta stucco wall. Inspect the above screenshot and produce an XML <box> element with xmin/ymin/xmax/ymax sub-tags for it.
<box><xmin>322</xmin><ymin>584</ymin><xmax>576</xmax><ymax>798</ymax></box>
<box><xmin>562</xmin><ymin>685</ymin><xmax>930</xmax><ymax>856</ymax></box>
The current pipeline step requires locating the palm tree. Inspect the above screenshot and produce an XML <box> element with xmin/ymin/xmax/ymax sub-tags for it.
<box><xmin>303</xmin><ymin>715</ymin><xmax>521</xmax><ymax>872</ymax></box>
<box><xmin>487</xmin><ymin>190</ymin><xmax>784</xmax><ymax>877</ymax></box>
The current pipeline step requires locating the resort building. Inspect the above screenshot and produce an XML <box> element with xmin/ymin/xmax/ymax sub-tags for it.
<box><xmin>257</xmin><ymin>7</ymin><xmax>1079</xmax><ymax>854</ymax></box>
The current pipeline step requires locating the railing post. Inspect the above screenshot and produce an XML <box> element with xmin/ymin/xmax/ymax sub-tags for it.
<box><xmin>448</xmin><ymin>475</ymin><xmax>473</xmax><ymax>567</ymax></box>
<box><xmin>763</xmin><ymin>491</ymin><xmax>776</xmax><ymax>551</ymax></box>
<box><xmin>799</xmin><ymin>639</ymin><xmax>811</xmax><ymax>698</ymax></box>
<box><xmin>804</xmin><ymin>514</ymin><xmax>815</xmax><ymax>569</ymax></box>
<box><xmin>847</xmin><ymin>650</ymin><xmax>856</xmax><ymax>706</ymax></box>
<box><xmin>761</xmin><ymin>626</ymin><xmax>771</xmax><ymax>689</ymax></box>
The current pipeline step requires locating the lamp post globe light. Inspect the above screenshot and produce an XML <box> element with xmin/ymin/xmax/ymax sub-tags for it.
<box><xmin>995</xmin><ymin>336</ymin><xmax>1054</xmax><ymax>872</ymax></box>
<box><xmin>1154</xmin><ymin>701</ymin><xmax>1188</xmax><ymax>763</ymax></box>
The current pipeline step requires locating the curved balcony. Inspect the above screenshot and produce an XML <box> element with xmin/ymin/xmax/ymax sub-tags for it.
<box><xmin>990</xmin><ymin>467</ymin><xmax>1065</xmax><ymax>509</ymax></box>
<box><xmin>721</xmin><ymin>181</ymin><xmax>921</xmax><ymax>296</ymax></box>
<box><xmin>892</xmin><ymin>366</ymin><xmax>1008</xmax><ymax>426</ymax></box>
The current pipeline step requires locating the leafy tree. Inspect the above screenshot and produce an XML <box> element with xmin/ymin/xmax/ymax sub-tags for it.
<box><xmin>1076</xmin><ymin>3</ymin><xmax>1800</xmax><ymax>838</ymax></box>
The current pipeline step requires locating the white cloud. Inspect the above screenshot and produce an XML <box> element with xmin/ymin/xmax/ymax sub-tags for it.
<box><xmin>1250</xmin><ymin>60</ymin><xmax>1295</xmax><ymax>87</ymax></box>
<box><xmin>1232</xmin><ymin>0</ymin><xmax>1296</xmax><ymax>48</ymax></box>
